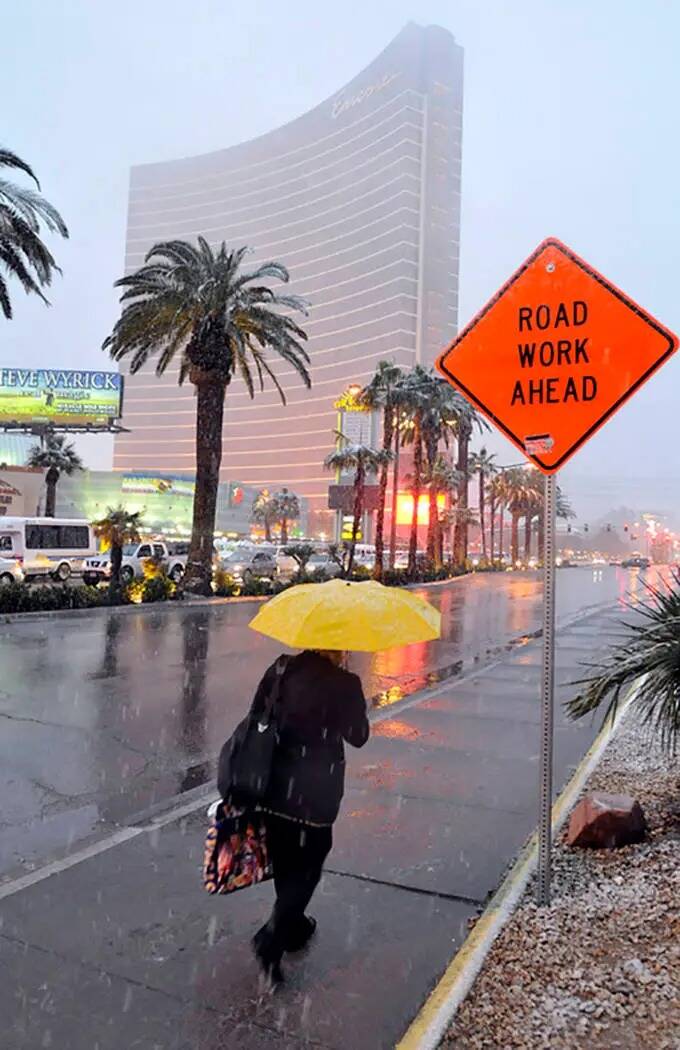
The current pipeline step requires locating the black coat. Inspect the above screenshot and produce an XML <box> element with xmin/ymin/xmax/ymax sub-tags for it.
<box><xmin>251</xmin><ymin>651</ymin><xmax>369</xmax><ymax>826</ymax></box>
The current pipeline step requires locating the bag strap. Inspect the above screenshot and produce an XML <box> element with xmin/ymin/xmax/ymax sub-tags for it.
<box><xmin>259</xmin><ymin>655</ymin><xmax>290</xmax><ymax>729</ymax></box>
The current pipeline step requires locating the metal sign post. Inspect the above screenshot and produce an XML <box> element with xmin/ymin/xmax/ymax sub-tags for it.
<box><xmin>537</xmin><ymin>472</ymin><xmax>557</xmax><ymax>905</ymax></box>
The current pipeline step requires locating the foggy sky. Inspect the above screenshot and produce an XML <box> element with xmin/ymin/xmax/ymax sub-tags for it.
<box><xmin>2</xmin><ymin>0</ymin><xmax>679</xmax><ymax>524</ymax></box>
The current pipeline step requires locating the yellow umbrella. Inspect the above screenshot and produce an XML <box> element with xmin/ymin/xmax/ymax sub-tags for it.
<box><xmin>248</xmin><ymin>578</ymin><xmax>440</xmax><ymax>652</ymax></box>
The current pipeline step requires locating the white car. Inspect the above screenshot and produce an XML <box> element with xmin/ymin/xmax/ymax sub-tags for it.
<box><xmin>83</xmin><ymin>541</ymin><xmax>187</xmax><ymax>585</ymax></box>
<box><xmin>0</xmin><ymin>556</ymin><xmax>24</xmax><ymax>585</ymax></box>
<box><xmin>275</xmin><ymin>546</ymin><xmax>301</xmax><ymax>580</ymax></box>
<box><xmin>306</xmin><ymin>552</ymin><xmax>342</xmax><ymax>579</ymax></box>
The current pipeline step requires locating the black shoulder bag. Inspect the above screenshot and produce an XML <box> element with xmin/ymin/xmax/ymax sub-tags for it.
<box><xmin>217</xmin><ymin>655</ymin><xmax>289</xmax><ymax>806</ymax></box>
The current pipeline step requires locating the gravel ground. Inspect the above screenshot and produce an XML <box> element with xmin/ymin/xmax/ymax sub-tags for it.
<box><xmin>444</xmin><ymin>714</ymin><xmax>680</xmax><ymax>1049</ymax></box>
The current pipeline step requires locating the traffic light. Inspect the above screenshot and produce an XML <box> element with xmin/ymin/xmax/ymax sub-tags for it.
<box><xmin>567</xmin><ymin>524</ymin><xmax>572</xmax><ymax>533</ymax></box>
<box><xmin>584</xmin><ymin>524</ymin><xmax>589</xmax><ymax>533</ymax></box>
<box><xmin>624</xmin><ymin>523</ymin><xmax>629</xmax><ymax>533</ymax></box>
<box><xmin>606</xmin><ymin>524</ymin><xmax>612</xmax><ymax>533</ymax></box>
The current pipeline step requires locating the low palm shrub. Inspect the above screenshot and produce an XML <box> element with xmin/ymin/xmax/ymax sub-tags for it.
<box><xmin>567</xmin><ymin>571</ymin><xmax>680</xmax><ymax>752</ymax></box>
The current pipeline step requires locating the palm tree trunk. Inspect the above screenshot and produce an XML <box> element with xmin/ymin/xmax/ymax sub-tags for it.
<box><xmin>453</xmin><ymin>423</ymin><xmax>471</xmax><ymax>566</ymax></box>
<box><xmin>264</xmin><ymin>518</ymin><xmax>272</xmax><ymax>543</ymax></box>
<box><xmin>45</xmin><ymin>467</ymin><xmax>59</xmax><ymax>517</ymax></box>
<box><xmin>479</xmin><ymin>471</ymin><xmax>487</xmax><ymax>560</ymax></box>
<box><xmin>489</xmin><ymin>492</ymin><xmax>496</xmax><ymax>562</ymax></box>
<box><xmin>347</xmin><ymin>461</ymin><xmax>364</xmax><ymax>576</ymax></box>
<box><xmin>499</xmin><ymin>502</ymin><xmax>505</xmax><ymax>562</ymax></box>
<box><xmin>524</xmin><ymin>511</ymin><xmax>532</xmax><ymax>561</ymax></box>
<box><xmin>110</xmin><ymin>543</ymin><xmax>123</xmax><ymax>587</ymax></box>
<box><xmin>425</xmin><ymin>433</ymin><xmax>438</xmax><ymax>564</ymax></box>
<box><xmin>184</xmin><ymin>375</ymin><xmax>227</xmax><ymax>595</ymax></box>
<box><xmin>407</xmin><ymin>413</ymin><xmax>423</xmax><ymax>576</ymax></box>
<box><xmin>374</xmin><ymin>409</ymin><xmax>394</xmax><ymax>580</ymax></box>
<box><xmin>389</xmin><ymin>429</ymin><xmax>400</xmax><ymax>570</ymax></box>
<box><xmin>511</xmin><ymin>511</ymin><xmax>520</xmax><ymax>565</ymax></box>
<box><xmin>280</xmin><ymin>518</ymin><xmax>288</xmax><ymax>545</ymax></box>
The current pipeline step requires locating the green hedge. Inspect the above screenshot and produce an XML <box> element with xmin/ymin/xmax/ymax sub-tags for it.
<box><xmin>0</xmin><ymin>581</ymin><xmax>118</xmax><ymax>614</ymax></box>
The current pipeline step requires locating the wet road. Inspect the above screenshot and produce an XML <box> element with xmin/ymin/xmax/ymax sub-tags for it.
<box><xmin>0</xmin><ymin>565</ymin><xmax>660</xmax><ymax>878</ymax></box>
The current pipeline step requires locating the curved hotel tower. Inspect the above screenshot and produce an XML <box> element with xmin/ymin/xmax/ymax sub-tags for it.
<box><xmin>113</xmin><ymin>23</ymin><xmax>464</xmax><ymax>528</ymax></box>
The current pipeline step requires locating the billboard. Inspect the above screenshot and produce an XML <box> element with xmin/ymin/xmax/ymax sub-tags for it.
<box><xmin>122</xmin><ymin>474</ymin><xmax>195</xmax><ymax>498</ymax></box>
<box><xmin>0</xmin><ymin>368</ymin><xmax>123</xmax><ymax>428</ymax></box>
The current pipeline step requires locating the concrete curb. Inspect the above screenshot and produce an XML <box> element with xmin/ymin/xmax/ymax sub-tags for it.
<box><xmin>0</xmin><ymin>592</ymin><xmax>267</xmax><ymax>624</ymax></box>
<box><xmin>395</xmin><ymin>684</ymin><xmax>638</xmax><ymax>1050</ymax></box>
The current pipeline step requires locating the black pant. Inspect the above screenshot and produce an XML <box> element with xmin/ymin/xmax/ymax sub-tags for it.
<box><xmin>256</xmin><ymin>814</ymin><xmax>332</xmax><ymax>964</ymax></box>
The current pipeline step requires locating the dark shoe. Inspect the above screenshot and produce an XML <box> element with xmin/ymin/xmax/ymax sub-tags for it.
<box><xmin>285</xmin><ymin>915</ymin><xmax>317</xmax><ymax>953</ymax></box>
<box><xmin>252</xmin><ymin>929</ymin><xmax>284</xmax><ymax>986</ymax></box>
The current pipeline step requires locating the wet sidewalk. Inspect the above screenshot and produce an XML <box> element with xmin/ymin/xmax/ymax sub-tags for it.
<box><xmin>0</xmin><ymin>604</ymin><xmax>628</xmax><ymax>1049</ymax></box>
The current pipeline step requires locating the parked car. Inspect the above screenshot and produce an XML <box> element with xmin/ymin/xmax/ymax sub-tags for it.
<box><xmin>621</xmin><ymin>555</ymin><xmax>651</xmax><ymax>569</ymax></box>
<box><xmin>83</xmin><ymin>541</ymin><xmax>187</xmax><ymax>585</ymax></box>
<box><xmin>0</xmin><ymin>556</ymin><xmax>24</xmax><ymax>585</ymax></box>
<box><xmin>220</xmin><ymin>547</ymin><xmax>276</xmax><ymax>582</ymax></box>
<box><xmin>275</xmin><ymin>546</ymin><xmax>299</xmax><ymax>580</ymax></box>
<box><xmin>306</xmin><ymin>552</ymin><xmax>342</xmax><ymax>579</ymax></box>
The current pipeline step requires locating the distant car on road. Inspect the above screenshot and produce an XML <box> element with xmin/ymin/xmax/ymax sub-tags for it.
<box><xmin>306</xmin><ymin>552</ymin><xmax>343</xmax><ymax>579</ymax></box>
<box><xmin>220</xmin><ymin>547</ymin><xmax>276</xmax><ymax>582</ymax></box>
<box><xmin>275</xmin><ymin>546</ymin><xmax>299</xmax><ymax>580</ymax></box>
<box><xmin>621</xmin><ymin>555</ymin><xmax>651</xmax><ymax>569</ymax></box>
<box><xmin>0</xmin><ymin>556</ymin><xmax>24</xmax><ymax>585</ymax></box>
<box><xmin>83</xmin><ymin>541</ymin><xmax>187</xmax><ymax>586</ymax></box>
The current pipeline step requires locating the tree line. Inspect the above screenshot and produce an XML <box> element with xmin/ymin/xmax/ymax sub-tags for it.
<box><xmin>320</xmin><ymin>360</ymin><xmax>573</xmax><ymax>578</ymax></box>
<box><xmin>3</xmin><ymin>146</ymin><xmax>570</xmax><ymax>591</ymax></box>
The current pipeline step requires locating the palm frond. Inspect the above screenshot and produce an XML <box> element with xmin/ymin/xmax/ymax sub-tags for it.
<box><xmin>0</xmin><ymin>147</ymin><xmax>40</xmax><ymax>187</ymax></box>
<box><xmin>567</xmin><ymin>573</ymin><xmax>680</xmax><ymax>752</ymax></box>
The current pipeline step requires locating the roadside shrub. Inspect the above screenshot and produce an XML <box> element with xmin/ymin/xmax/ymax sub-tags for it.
<box><xmin>282</xmin><ymin>543</ymin><xmax>315</xmax><ymax>575</ymax></box>
<box><xmin>140</xmin><ymin>573</ymin><xmax>175</xmax><ymax>603</ymax></box>
<box><xmin>105</xmin><ymin>582</ymin><xmax>131</xmax><ymax>605</ymax></box>
<box><xmin>240</xmin><ymin>576</ymin><xmax>274</xmax><ymax>597</ymax></box>
<box><xmin>270</xmin><ymin>577</ymin><xmax>295</xmax><ymax>595</ymax></box>
<box><xmin>212</xmin><ymin>568</ymin><xmax>238</xmax><ymax>597</ymax></box>
<box><xmin>349</xmin><ymin>565</ymin><xmax>371</xmax><ymax>581</ymax></box>
<box><xmin>381</xmin><ymin>569</ymin><xmax>410</xmax><ymax>587</ymax></box>
<box><xmin>0</xmin><ymin>581</ymin><xmax>108</xmax><ymax>614</ymax></box>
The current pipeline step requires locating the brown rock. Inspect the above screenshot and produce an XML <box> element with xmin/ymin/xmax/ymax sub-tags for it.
<box><xmin>566</xmin><ymin>792</ymin><xmax>647</xmax><ymax>848</ymax></box>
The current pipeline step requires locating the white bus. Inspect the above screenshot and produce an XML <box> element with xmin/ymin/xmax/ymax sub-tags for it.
<box><xmin>0</xmin><ymin>517</ymin><xmax>96</xmax><ymax>581</ymax></box>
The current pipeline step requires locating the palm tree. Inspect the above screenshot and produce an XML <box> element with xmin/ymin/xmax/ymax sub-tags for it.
<box><xmin>92</xmin><ymin>506</ymin><xmax>142</xmax><ymax>588</ymax></box>
<box><xmin>423</xmin><ymin>456</ymin><xmax>462</xmax><ymax>568</ymax></box>
<box><xmin>0</xmin><ymin>147</ymin><xmax>68</xmax><ymax>318</ymax></box>
<box><xmin>399</xmin><ymin>366</ymin><xmax>439</xmax><ymax>575</ymax></box>
<box><xmin>452</xmin><ymin>398</ymin><xmax>488</xmax><ymax>567</ymax></box>
<box><xmin>359</xmin><ymin>361</ymin><xmax>404</xmax><ymax>579</ymax></box>
<box><xmin>469</xmin><ymin>447</ymin><xmax>497</xmax><ymax>561</ymax></box>
<box><xmin>103</xmin><ymin>239</ymin><xmax>310</xmax><ymax>594</ymax></box>
<box><xmin>324</xmin><ymin>439</ymin><xmax>393</xmax><ymax>575</ymax></box>
<box><xmin>504</xmin><ymin>468</ymin><xmax>532</xmax><ymax>565</ymax></box>
<box><xmin>421</xmin><ymin>377</ymin><xmax>462</xmax><ymax>564</ymax></box>
<box><xmin>487</xmin><ymin>472</ymin><xmax>508</xmax><ymax>562</ymax></box>
<box><xmin>272</xmin><ymin>487</ymin><xmax>299</xmax><ymax>544</ymax></box>
<box><xmin>567</xmin><ymin>571</ymin><xmax>680</xmax><ymax>752</ymax></box>
<box><xmin>27</xmin><ymin>433</ymin><xmax>83</xmax><ymax>517</ymax></box>
<box><xmin>251</xmin><ymin>489</ymin><xmax>276</xmax><ymax>542</ymax></box>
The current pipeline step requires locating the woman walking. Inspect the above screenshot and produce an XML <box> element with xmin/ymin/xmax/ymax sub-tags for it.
<box><xmin>220</xmin><ymin>648</ymin><xmax>369</xmax><ymax>984</ymax></box>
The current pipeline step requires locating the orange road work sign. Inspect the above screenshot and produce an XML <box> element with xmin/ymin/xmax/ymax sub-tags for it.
<box><xmin>437</xmin><ymin>238</ymin><xmax>679</xmax><ymax>474</ymax></box>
